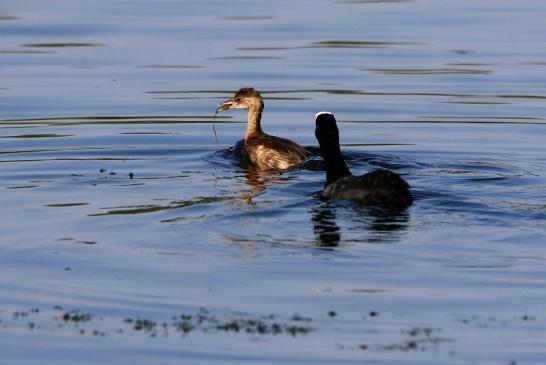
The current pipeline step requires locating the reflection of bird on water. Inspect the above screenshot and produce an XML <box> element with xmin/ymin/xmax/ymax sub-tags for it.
<box><xmin>240</xmin><ymin>170</ymin><xmax>271</xmax><ymax>204</ymax></box>
<box><xmin>216</xmin><ymin>87</ymin><xmax>308</xmax><ymax>171</ymax></box>
<box><xmin>315</xmin><ymin>112</ymin><xmax>413</xmax><ymax>208</ymax></box>
<box><xmin>310</xmin><ymin>199</ymin><xmax>410</xmax><ymax>247</ymax></box>
<box><xmin>310</xmin><ymin>201</ymin><xmax>341</xmax><ymax>247</ymax></box>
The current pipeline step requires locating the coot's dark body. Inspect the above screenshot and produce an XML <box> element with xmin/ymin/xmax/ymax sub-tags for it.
<box><xmin>315</xmin><ymin>112</ymin><xmax>412</xmax><ymax>208</ymax></box>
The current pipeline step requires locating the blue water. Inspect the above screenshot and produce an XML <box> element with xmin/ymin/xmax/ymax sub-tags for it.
<box><xmin>1</xmin><ymin>1</ymin><xmax>546</xmax><ymax>364</ymax></box>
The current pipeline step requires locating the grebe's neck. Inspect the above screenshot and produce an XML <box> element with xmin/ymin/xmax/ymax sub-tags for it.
<box><xmin>244</xmin><ymin>101</ymin><xmax>264</xmax><ymax>140</ymax></box>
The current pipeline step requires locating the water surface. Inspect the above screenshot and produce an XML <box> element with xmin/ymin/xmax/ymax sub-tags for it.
<box><xmin>1</xmin><ymin>1</ymin><xmax>546</xmax><ymax>364</ymax></box>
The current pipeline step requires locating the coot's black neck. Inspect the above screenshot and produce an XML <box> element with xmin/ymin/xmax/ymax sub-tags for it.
<box><xmin>319</xmin><ymin>139</ymin><xmax>352</xmax><ymax>185</ymax></box>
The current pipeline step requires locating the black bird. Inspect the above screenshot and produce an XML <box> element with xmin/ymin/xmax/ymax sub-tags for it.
<box><xmin>216</xmin><ymin>87</ymin><xmax>307</xmax><ymax>171</ymax></box>
<box><xmin>315</xmin><ymin>112</ymin><xmax>413</xmax><ymax>208</ymax></box>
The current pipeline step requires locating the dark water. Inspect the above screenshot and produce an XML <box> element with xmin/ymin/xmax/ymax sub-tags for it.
<box><xmin>1</xmin><ymin>1</ymin><xmax>546</xmax><ymax>364</ymax></box>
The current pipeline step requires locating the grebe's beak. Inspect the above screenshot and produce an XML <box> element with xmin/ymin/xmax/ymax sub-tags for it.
<box><xmin>216</xmin><ymin>99</ymin><xmax>234</xmax><ymax>113</ymax></box>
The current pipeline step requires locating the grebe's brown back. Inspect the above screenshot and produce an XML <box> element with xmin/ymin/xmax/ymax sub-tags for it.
<box><xmin>315</xmin><ymin>111</ymin><xmax>412</xmax><ymax>208</ymax></box>
<box><xmin>216</xmin><ymin>87</ymin><xmax>307</xmax><ymax>171</ymax></box>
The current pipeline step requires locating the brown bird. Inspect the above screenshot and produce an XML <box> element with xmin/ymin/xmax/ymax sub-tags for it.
<box><xmin>315</xmin><ymin>111</ymin><xmax>413</xmax><ymax>208</ymax></box>
<box><xmin>216</xmin><ymin>87</ymin><xmax>307</xmax><ymax>171</ymax></box>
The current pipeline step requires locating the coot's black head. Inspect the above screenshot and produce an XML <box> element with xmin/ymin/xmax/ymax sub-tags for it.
<box><xmin>315</xmin><ymin>111</ymin><xmax>351</xmax><ymax>184</ymax></box>
<box><xmin>315</xmin><ymin>111</ymin><xmax>340</xmax><ymax>147</ymax></box>
<box><xmin>217</xmin><ymin>87</ymin><xmax>263</xmax><ymax>112</ymax></box>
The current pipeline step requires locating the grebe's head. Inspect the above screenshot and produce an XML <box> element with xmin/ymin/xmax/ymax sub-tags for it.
<box><xmin>315</xmin><ymin>111</ymin><xmax>339</xmax><ymax>146</ymax></box>
<box><xmin>217</xmin><ymin>87</ymin><xmax>263</xmax><ymax>113</ymax></box>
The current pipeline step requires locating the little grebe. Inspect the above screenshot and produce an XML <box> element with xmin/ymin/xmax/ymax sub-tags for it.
<box><xmin>216</xmin><ymin>87</ymin><xmax>307</xmax><ymax>171</ymax></box>
<box><xmin>315</xmin><ymin>112</ymin><xmax>413</xmax><ymax>208</ymax></box>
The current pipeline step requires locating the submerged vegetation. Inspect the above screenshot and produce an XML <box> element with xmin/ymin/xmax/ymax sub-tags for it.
<box><xmin>4</xmin><ymin>306</ymin><xmax>314</xmax><ymax>339</ymax></box>
<box><xmin>2</xmin><ymin>303</ymin><xmax>541</xmax><ymax>363</ymax></box>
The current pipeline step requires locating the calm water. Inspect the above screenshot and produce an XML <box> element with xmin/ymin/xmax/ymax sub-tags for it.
<box><xmin>1</xmin><ymin>0</ymin><xmax>546</xmax><ymax>364</ymax></box>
